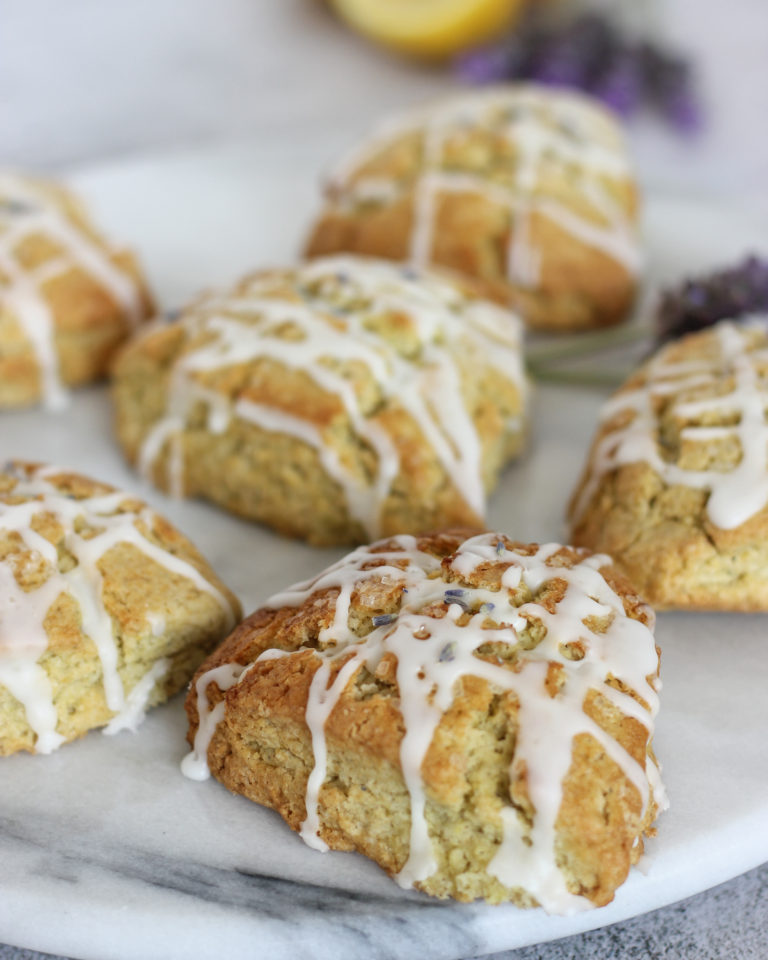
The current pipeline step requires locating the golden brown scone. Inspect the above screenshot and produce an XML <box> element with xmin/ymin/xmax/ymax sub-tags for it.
<box><xmin>113</xmin><ymin>255</ymin><xmax>528</xmax><ymax>546</ymax></box>
<box><xmin>569</xmin><ymin>319</ymin><xmax>768</xmax><ymax>610</ymax></box>
<box><xmin>0</xmin><ymin>461</ymin><xmax>240</xmax><ymax>756</ymax></box>
<box><xmin>305</xmin><ymin>85</ymin><xmax>641</xmax><ymax>333</ymax></box>
<box><xmin>0</xmin><ymin>172</ymin><xmax>153</xmax><ymax>410</ymax></box>
<box><xmin>184</xmin><ymin>529</ymin><xmax>665</xmax><ymax>911</ymax></box>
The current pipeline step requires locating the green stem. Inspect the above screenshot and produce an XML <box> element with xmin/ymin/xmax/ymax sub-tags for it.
<box><xmin>525</xmin><ymin>322</ymin><xmax>654</xmax><ymax>366</ymax></box>
<box><xmin>526</xmin><ymin>363</ymin><xmax>630</xmax><ymax>388</ymax></box>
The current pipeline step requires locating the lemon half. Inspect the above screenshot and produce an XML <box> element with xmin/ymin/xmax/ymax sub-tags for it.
<box><xmin>330</xmin><ymin>0</ymin><xmax>526</xmax><ymax>60</ymax></box>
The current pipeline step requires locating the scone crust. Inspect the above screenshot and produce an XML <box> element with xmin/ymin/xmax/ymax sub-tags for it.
<box><xmin>305</xmin><ymin>85</ymin><xmax>640</xmax><ymax>332</ymax></box>
<box><xmin>570</xmin><ymin>320</ymin><xmax>768</xmax><ymax>610</ymax></box>
<box><xmin>0</xmin><ymin>173</ymin><xmax>153</xmax><ymax>408</ymax></box>
<box><xmin>0</xmin><ymin>462</ymin><xmax>240</xmax><ymax>755</ymax></box>
<box><xmin>186</xmin><ymin>529</ymin><xmax>663</xmax><ymax>909</ymax></box>
<box><xmin>113</xmin><ymin>257</ymin><xmax>528</xmax><ymax>546</ymax></box>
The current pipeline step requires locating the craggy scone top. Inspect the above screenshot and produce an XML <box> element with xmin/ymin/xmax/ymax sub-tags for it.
<box><xmin>185</xmin><ymin>529</ymin><xmax>665</xmax><ymax>912</ymax></box>
<box><xmin>0</xmin><ymin>462</ymin><xmax>239</xmax><ymax>755</ymax></box>
<box><xmin>0</xmin><ymin>173</ymin><xmax>151</xmax><ymax>409</ymax></box>
<box><xmin>570</xmin><ymin>319</ymin><xmax>768</xmax><ymax>608</ymax></box>
<box><xmin>115</xmin><ymin>255</ymin><xmax>527</xmax><ymax>543</ymax></box>
<box><xmin>306</xmin><ymin>85</ymin><xmax>640</xmax><ymax>328</ymax></box>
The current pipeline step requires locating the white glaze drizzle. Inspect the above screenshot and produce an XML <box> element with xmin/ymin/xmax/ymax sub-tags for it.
<box><xmin>185</xmin><ymin>532</ymin><xmax>664</xmax><ymax>914</ymax></box>
<box><xmin>138</xmin><ymin>256</ymin><xmax>526</xmax><ymax>536</ymax></box>
<box><xmin>326</xmin><ymin>86</ymin><xmax>641</xmax><ymax>289</ymax></box>
<box><xmin>572</xmin><ymin>319</ymin><xmax>768</xmax><ymax>531</ymax></box>
<box><xmin>0</xmin><ymin>463</ymin><xmax>237</xmax><ymax>753</ymax></box>
<box><xmin>0</xmin><ymin>561</ymin><xmax>67</xmax><ymax>754</ymax></box>
<box><xmin>103</xmin><ymin>657</ymin><xmax>169</xmax><ymax>736</ymax></box>
<box><xmin>181</xmin><ymin>662</ymin><xmax>251</xmax><ymax>780</ymax></box>
<box><xmin>0</xmin><ymin>173</ymin><xmax>145</xmax><ymax>409</ymax></box>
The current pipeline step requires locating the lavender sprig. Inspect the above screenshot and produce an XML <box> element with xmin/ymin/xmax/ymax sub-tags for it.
<box><xmin>531</xmin><ymin>14</ymin><xmax>614</xmax><ymax>89</ymax></box>
<box><xmin>590</xmin><ymin>43</ymin><xmax>644</xmax><ymax>117</ymax></box>
<box><xmin>639</xmin><ymin>43</ymin><xmax>701</xmax><ymax>133</ymax></box>
<box><xmin>455</xmin><ymin>36</ymin><xmax>529</xmax><ymax>85</ymax></box>
<box><xmin>454</xmin><ymin>11</ymin><xmax>701</xmax><ymax>133</ymax></box>
<box><xmin>655</xmin><ymin>255</ymin><xmax>768</xmax><ymax>346</ymax></box>
<box><xmin>525</xmin><ymin>255</ymin><xmax>768</xmax><ymax>390</ymax></box>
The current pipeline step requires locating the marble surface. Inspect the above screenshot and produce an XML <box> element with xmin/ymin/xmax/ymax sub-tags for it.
<box><xmin>0</xmin><ymin>149</ymin><xmax>767</xmax><ymax>959</ymax></box>
<box><xmin>2</xmin><ymin>862</ymin><xmax>767</xmax><ymax>960</ymax></box>
<box><xmin>1</xmin><ymin>380</ymin><xmax>767</xmax><ymax>960</ymax></box>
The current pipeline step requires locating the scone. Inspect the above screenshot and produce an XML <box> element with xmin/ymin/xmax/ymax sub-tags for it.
<box><xmin>570</xmin><ymin>318</ymin><xmax>768</xmax><ymax>610</ymax></box>
<box><xmin>113</xmin><ymin>256</ymin><xmax>528</xmax><ymax>546</ymax></box>
<box><xmin>0</xmin><ymin>172</ymin><xmax>152</xmax><ymax>409</ymax></box>
<box><xmin>0</xmin><ymin>462</ymin><xmax>240</xmax><ymax>756</ymax></box>
<box><xmin>305</xmin><ymin>85</ymin><xmax>640</xmax><ymax>332</ymax></box>
<box><xmin>184</xmin><ymin>529</ymin><xmax>664</xmax><ymax>912</ymax></box>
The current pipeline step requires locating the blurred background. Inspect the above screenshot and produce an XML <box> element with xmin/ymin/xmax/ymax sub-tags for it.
<box><xmin>3</xmin><ymin>0</ymin><xmax>767</xmax><ymax>210</ymax></box>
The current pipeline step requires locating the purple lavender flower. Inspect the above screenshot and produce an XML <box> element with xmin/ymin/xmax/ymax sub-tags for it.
<box><xmin>372</xmin><ymin>613</ymin><xmax>397</xmax><ymax>627</ymax></box>
<box><xmin>439</xmin><ymin>641</ymin><xmax>457</xmax><ymax>663</ymax></box>
<box><xmin>655</xmin><ymin>255</ymin><xmax>768</xmax><ymax>347</ymax></box>
<box><xmin>640</xmin><ymin>43</ymin><xmax>702</xmax><ymax>133</ymax></box>
<box><xmin>664</xmin><ymin>86</ymin><xmax>702</xmax><ymax>134</ymax></box>
<box><xmin>454</xmin><ymin>11</ymin><xmax>701</xmax><ymax>134</ymax></box>
<box><xmin>455</xmin><ymin>37</ymin><xmax>528</xmax><ymax>85</ymax></box>
<box><xmin>530</xmin><ymin>14</ymin><xmax>614</xmax><ymax>88</ymax></box>
<box><xmin>590</xmin><ymin>44</ymin><xmax>644</xmax><ymax>117</ymax></box>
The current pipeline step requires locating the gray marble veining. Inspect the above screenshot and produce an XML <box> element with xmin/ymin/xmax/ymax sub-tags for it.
<box><xmin>3</xmin><ymin>863</ymin><xmax>767</xmax><ymax>960</ymax></box>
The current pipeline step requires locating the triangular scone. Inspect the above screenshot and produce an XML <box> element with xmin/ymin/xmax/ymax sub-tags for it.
<box><xmin>305</xmin><ymin>85</ymin><xmax>640</xmax><ymax>332</ymax></box>
<box><xmin>0</xmin><ymin>462</ymin><xmax>240</xmax><ymax>755</ymax></box>
<box><xmin>185</xmin><ymin>529</ymin><xmax>664</xmax><ymax>911</ymax></box>
<box><xmin>0</xmin><ymin>172</ymin><xmax>152</xmax><ymax>409</ymax></box>
<box><xmin>570</xmin><ymin>319</ymin><xmax>768</xmax><ymax>610</ymax></box>
<box><xmin>113</xmin><ymin>256</ymin><xmax>527</xmax><ymax>546</ymax></box>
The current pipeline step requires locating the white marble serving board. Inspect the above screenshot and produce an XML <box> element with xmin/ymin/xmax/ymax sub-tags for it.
<box><xmin>1</xmin><ymin>145</ymin><xmax>768</xmax><ymax>960</ymax></box>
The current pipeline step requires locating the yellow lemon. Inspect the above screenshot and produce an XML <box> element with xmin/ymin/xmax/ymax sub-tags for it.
<box><xmin>330</xmin><ymin>0</ymin><xmax>527</xmax><ymax>60</ymax></box>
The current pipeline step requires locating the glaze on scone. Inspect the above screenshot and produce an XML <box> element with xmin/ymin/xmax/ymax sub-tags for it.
<box><xmin>0</xmin><ymin>462</ymin><xmax>240</xmax><ymax>756</ymax></box>
<box><xmin>0</xmin><ymin>173</ymin><xmax>152</xmax><ymax>409</ymax></box>
<box><xmin>184</xmin><ymin>529</ymin><xmax>665</xmax><ymax>911</ymax></box>
<box><xmin>305</xmin><ymin>85</ymin><xmax>640</xmax><ymax>332</ymax></box>
<box><xmin>570</xmin><ymin>318</ymin><xmax>768</xmax><ymax>610</ymax></box>
<box><xmin>113</xmin><ymin>256</ymin><xmax>527</xmax><ymax>546</ymax></box>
